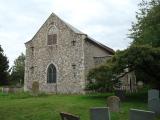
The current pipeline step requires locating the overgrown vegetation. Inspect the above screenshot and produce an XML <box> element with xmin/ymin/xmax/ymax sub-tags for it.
<box><xmin>87</xmin><ymin>0</ymin><xmax>160</xmax><ymax>91</ymax></box>
<box><xmin>0</xmin><ymin>45</ymin><xmax>9</xmax><ymax>85</ymax></box>
<box><xmin>0</xmin><ymin>45</ymin><xmax>25</xmax><ymax>86</ymax></box>
<box><xmin>10</xmin><ymin>53</ymin><xmax>25</xmax><ymax>86</ymax></box>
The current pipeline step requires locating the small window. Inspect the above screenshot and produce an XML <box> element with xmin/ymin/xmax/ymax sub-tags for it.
<box><xmin>30</xmin><ymin>46</ymin><xmax>34</xmax><ymax>56</ymax></box>
<box><xmin>93</xmin><ymin>57</ymin><xmax>107</xmax><ymax>65</ymax></box>
<box><xmin>47</xmin><ymin>26</ymin><xmax>58</xmax><ymax>45</ymax></box>
<box><xmin>47</xmin><ymin>34</ymin><xmax>57</xmax><ymax>45</ymax></box>
<box><xmin>72</xmin><ymin>64</ymin><xmax>76</xmax><ymax>78</ymax></box>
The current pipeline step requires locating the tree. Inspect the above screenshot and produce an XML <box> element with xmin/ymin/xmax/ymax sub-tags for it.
<box><xmin>0</xmin><ymin>45</ymin><xmax>9</xmax><ymax>85</ymax></box>
<box><xmin>129</xmin><ymin>0</ymin><xmax>160</xmax><ymax>47</ymax></box>
<box><xmin>87</xmin><ymin>45</ymin><xmax>160</xmax><ymax>90</ymax></box>
<box><xmin>87</xmin><ymin>64</ymin><xmax>118</xmax><ymax>92</ymax></box>
<box><xmin>10</xmin><ymin>53</ymin><xmax>25</xmax><ymax>85</ymax></box>
<box><xmin>87</xmin><ymin>0</ymin><xmax>160</xmax><ymax>91</ymax></box>
<box><xmin>111</xmin><ymin>45</ymin><xmax>160</xmax><ymax>89</ymax></box>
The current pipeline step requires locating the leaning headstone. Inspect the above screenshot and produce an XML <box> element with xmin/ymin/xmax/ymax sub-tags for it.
<box><xmin>90</xmin><ymin>107</ymin><xmax>110</xmax><ymax>120</ymax></box>
<box><xmin>32</xmin><ymin>81</ymin><xmax>39</xmax><ymax>96</ymax></box>
<box><xmin>148</xmin><ymin>98</ymin><xmax>160</xmax><ymax>115</ymax></box>
<box><xmin>115</xmin><ymin>90</ymin><xmax>126</xmax><ymax>101</ymax></box>
<box><xmin>60</xmin><ymin>112</ymin><xmax>80</xmax><ymax>120</ymax></box>
<box><xmin>130</xmin><ymin>109</ymin><xmax>155</xmax><ymax>120</ymax></box>
<box><xmin>107</xmin><ymin>96</ymin><xmax>120</xmax><ymax>112</ymax></box>
<box><xmin>148</xmin><ymin>89</ymin><xmax>159</xmax><ymax>101</ymax></box>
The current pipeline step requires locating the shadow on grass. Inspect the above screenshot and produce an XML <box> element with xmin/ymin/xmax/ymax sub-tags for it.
<box><xmin>0</xmin><ymin>92</ymin><xmax>49</xmax><ymax>99</ymax></box>
<box><xmin>124</xmin><ymin>91</ymin><xmax>148</xmax><ymax>103</ymax></box>
<box><xmin>81</xmin><ymin>92</ymin><xmax>114</xmax><ymax>100</ymax></box>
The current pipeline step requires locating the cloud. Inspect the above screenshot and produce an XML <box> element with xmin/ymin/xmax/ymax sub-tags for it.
<box><xmin>0</xmin><ymin>0</ymin><xmax>140</xmax><ymax>66</ymax></box>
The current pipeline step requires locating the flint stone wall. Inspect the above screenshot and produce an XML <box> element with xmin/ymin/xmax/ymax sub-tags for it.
<box><xmin>24</xmin><ymin>14</ymin><xmax>113</xmax><ymax>94</ymax></box>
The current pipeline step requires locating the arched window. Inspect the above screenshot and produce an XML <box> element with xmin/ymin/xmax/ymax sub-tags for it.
<box><xmin>47</xmin><ymin>64</ymin><xmax>56</xmax><ymax>83</ymax></box>
<box><xmin>47</xmin><ymin>26</ymin><xmax>57</xmax><ymax>45</ymax></box>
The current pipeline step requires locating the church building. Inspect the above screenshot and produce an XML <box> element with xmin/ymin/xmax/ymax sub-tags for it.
<box><xmin>24</xmin><ymin>13</ymin><xmax>135</xmax><ymax>93</ymax></box>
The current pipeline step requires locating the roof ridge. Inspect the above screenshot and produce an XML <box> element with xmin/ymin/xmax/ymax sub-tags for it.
<box><xmin>25</xmin><ymin>12</ymin><xmax>114</xmax><ymax>54</ymax></box>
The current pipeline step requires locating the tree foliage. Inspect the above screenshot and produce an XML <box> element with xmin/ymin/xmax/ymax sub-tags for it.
<box><xmin>87</xmin><ymin>45</ymin><xmax>160</xmax><ymax>90</ymax></box>
<box><xmin>0</xmin><ymin>45</ymin><xmax>9</xmax><ymax>85</ymax></box>
<box><xmin>87</xmin><ymin>0</ymin><xmax>160</xmax><ymax>91</ymax></box>
<box><xmin>87</xmin><ymin>64</ymin><xmax>118</xmax><ymax>92</ymax></box>
<box><xmin>130</xmin><ymin>0</ymin><xmax>160</xmax><ymax>47</ymax></box>
<box><xmin>10</xmin><ymin>53</ymin><xmax>25</xmax><ymax>85</ymax></box>
<box><xmin>113</xmin><ymin>45</ymin><xmax>160</xmax><ymax>88</ymax></box>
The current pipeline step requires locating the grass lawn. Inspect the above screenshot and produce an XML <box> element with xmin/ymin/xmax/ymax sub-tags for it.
<box><xmin>0</xmin><ymin>91</ymin><xmax>159</xmax><ymax>120</ymax></box>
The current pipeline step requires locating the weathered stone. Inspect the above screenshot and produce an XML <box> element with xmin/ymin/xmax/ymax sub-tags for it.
<box><xmin>31</xmin><ymin>81</ymin><xmax>39</xmax><ymax>95</ymax></box>
<box><xmin>60</xmin><ymin>112</ymin><xmax>80</xmax><ymax>120</ymax></box>
<box><xmin>137</xmin><ymin>81</ymin><xmax>143</xmax><ymax>88</ymax></box>
<box><xmin>90</xmin><ymin>107</ymin><xmax>110</xmax><ymax>120</ymax></box>
<box><xmin>24</xmin><ymin>13</ymin><xmax>136</xmax><ymax>94</ymax></box>
<box><xmin>130</xmin><ymin>109</ymin><xmax>155</xmax><ymax>120</ymax></box>
<box><xmin>148</xmin><ymin>89</ymin><xmax>159</xmax><ymax>101</ymax></box>
<box><xmin>148</xmin><ymin>98</ymin><xmax>160</xmax><ymax>115</ymax></box>
<box><xmin>24</xmin><ymin>13</ymin><xmax>114</xmax><ymax>94</ymax></box>
<box><xmin>107</xmin><ymin>96</ymin><xmax>120</xmax><ymax>112</ymax></box>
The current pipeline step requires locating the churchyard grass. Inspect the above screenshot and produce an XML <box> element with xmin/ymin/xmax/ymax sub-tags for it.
<box><xmin>0</xmin><ymin>92</ymin><xmax>159</xmax><ymax>120</ymax></box>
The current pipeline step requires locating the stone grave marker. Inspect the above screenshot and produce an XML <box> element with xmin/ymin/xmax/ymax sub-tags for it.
<box><xmin>148</xmin><ymin>89</ymin><xmax>159</xmax><ymax>101</ymax></box>
<box><xmin>130</xmin><ymin>108</ymin><xmax>155</xmax><ymax>120</ymax></box>
<box><xmin>90</xmin><ymin>107</ymin><xmax>110</xmax><ymax>120</ymax></box>
<box><xmin>107</xmin><ymin>96</ymin><xmax>120</xmax><ymax>112</ymax></box>
<box><xmin>137</xmin><ymin>81</ymin><xmax>143</xmax><ymax>88</ymax></box>
<box><xmin>60</xmin><ymin>112</ymin><xmax>80</xmax><ymax>120</ymax></box>
<box><xmin>32</xmin><ymin>81</ymin><xmax>39</xmax><ymax>95</ymax></box>
<box><xmin>148</xmin><ymin>98</ymin><xmax>160</xmax><ymax>115</ymax></box>
<box><xmin>148</xmin><ymin>89</ymin><xmax>160</xmax><ymax>115</ymax></box>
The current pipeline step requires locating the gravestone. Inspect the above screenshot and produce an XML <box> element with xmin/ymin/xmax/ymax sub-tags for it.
<box><xmin>107</xmin><ymin>96</ymin><xmax>120</xmax><ymax>112</ymax></box>
<box><xmin>148</xmin><ymin>98</ymin><xmax>160</xmax><ymax>115</ymax></box>
<box><xmin>130</xmin><ymin>109</ymin><xmax>155</xmax><ymax>120</ymax></box>
<box><xmin>148</xmin><ymin>89</ymin><xmax>160</xmax><ymax>115</ymax></box>
<box><xmin>32</xmin><ymin>81</ymin><xmax>39</xmax><ymax>95</ymax></box>
<box><xmin>90</xmin><ymin>107</ymin><xmax>110</xmax><ymax>120</ymax></box>
<box><xmin>60</xmin><ymin>112</ymin><xmax>80</xmax><ymax>120</ymax></box>
<box><xmin>115</xmin><ymin>90</ymin><xmax>126</xmax><ymax>101</ymax></box>
<box><xmin>148</xmin><ymin>89</ymin><xmax>159</xmax><ymax>101</ymax></box>
<box><xmin>137</xmin><ymin>81</ymin><xmax>143</xmax><ymax>88</ymax></box>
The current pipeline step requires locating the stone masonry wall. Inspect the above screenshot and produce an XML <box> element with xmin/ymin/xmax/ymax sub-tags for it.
<box><xmin>24</xmin><ymin>14</ymin><xmax>85</xmax><ymax>93</ymax></box>
<box><xmin>84</xmin><ymin>40</ymin><xmax>112</xmax><ymax>83</ymax></box>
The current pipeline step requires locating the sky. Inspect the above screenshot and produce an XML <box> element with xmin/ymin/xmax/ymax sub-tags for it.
<box><xmin>0</xmin><ymin>0</ymin><xmax>140</xmax><ymax>66</ymax></box>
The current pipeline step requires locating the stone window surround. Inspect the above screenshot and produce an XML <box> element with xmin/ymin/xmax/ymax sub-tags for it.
<box><xmin>72</xmin><ymin>64</ymin><xmax>76</xmax><ymax>78</ymax></box>
<box><xmin>45</xmin><ymin>62</ymin><xmax>59</xmax><ymax>84</ymax></box>
<box><xmin>46</xmin><ymin>25</ymin><xmax>59</xmax><ymax>46</ymax></box>
<box><xmin>47</xmin><ymin>64</ymin><xmax>56</xmax><ymax>83</ymax></box>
